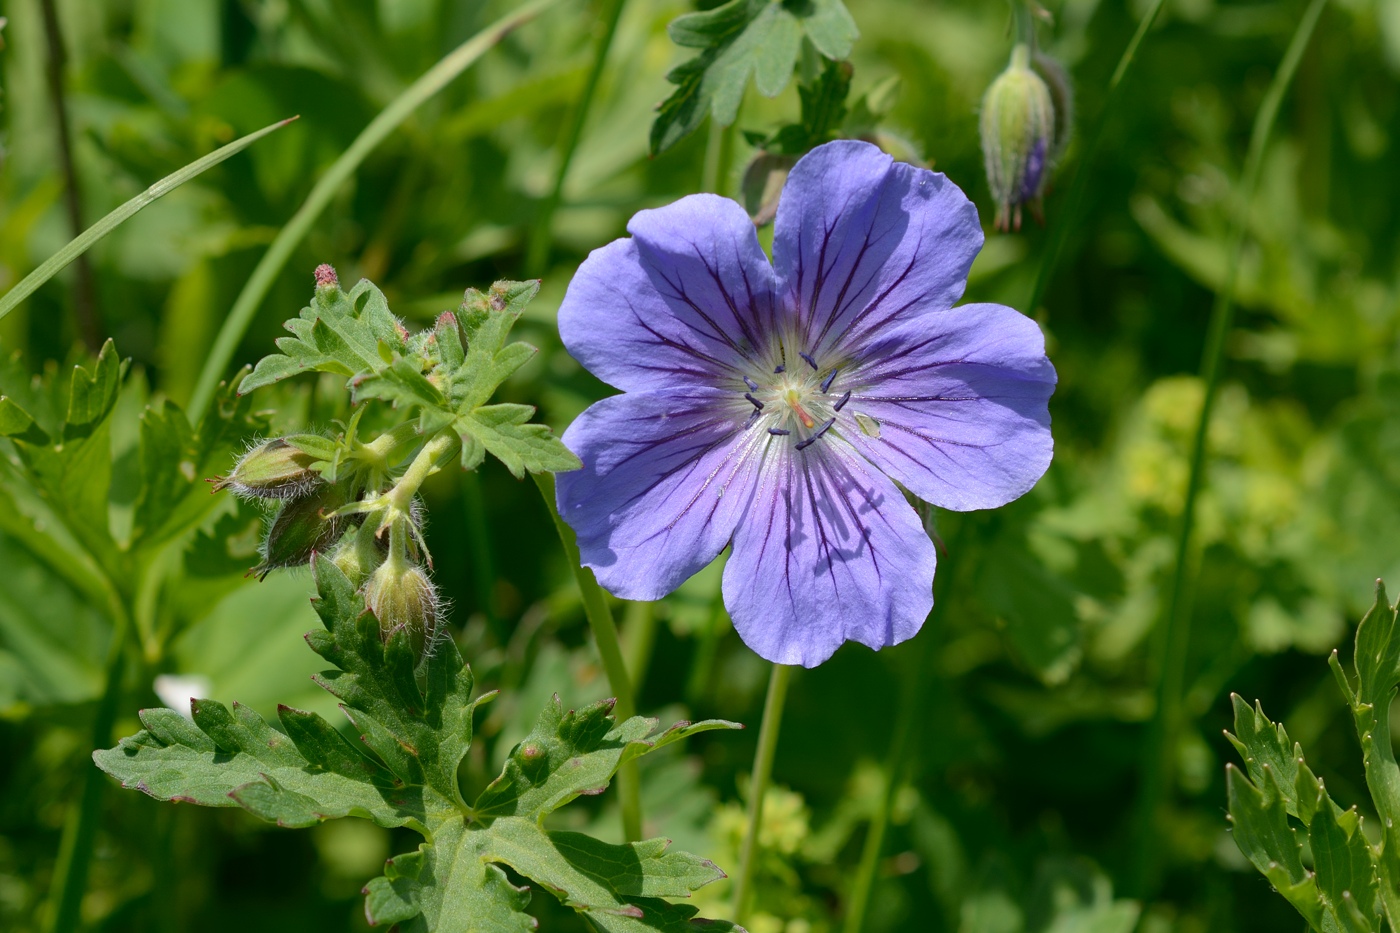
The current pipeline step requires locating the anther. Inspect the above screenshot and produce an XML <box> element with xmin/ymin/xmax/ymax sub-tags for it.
<box><xmin>820</xmin><ymin>368</ymin><xmax>839</xmax><ymax>393</ymax></box>
<box><xmin>743</xmin><ymin>376</ymin><xmax>759</xmax><ymax>391</ymax></box>
<box><xmin>799</xmin><ymin>351</ymin><xmax>818</xmax><ymax>370</ymax></box>
<box><xmin>774</xmin><ymin>363</ymin><xmax>785</xmax><ymax>374</ymax></box>
<box><xmin>795</xmin><ymin>418</ymin><xmax>836</xmax><ymax>451</ymax></box>
<box><xmin>768</xmin><ymin>427</ymin><xmax>790</xmax><ymax>436</ymax></box>
<box><xmin>744</xmin><ymin>393</ymin><xmax>764</xmax><ymax>410</ymax></box>
<box><xmin>834</xmin><ymin>390</ymin><xmax>851</xmax><ymax>411</ymax></box>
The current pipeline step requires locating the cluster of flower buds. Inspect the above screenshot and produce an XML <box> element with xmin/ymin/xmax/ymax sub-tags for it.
<box><xmin>979</xmin><ymin>42</ymin><xmax>1073</xmax><ymax>231</ymax></box>
<box><xmin>214</xmin><ymin>432</ymin><xmax>442</xmax><ymax>664</ymax></box>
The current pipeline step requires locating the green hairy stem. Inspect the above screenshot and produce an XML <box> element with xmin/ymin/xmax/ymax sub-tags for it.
<box><xmin>734</xmin><ymin>662</ymin><xmax>794</xmax><ymax>925</ymax></box>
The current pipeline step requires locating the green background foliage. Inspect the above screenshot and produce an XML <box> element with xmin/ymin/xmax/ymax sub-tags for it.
<box><xmin>4</xmin><ymin>0</ymin><xmax>1400</xmax><ymax>930</ymax></box>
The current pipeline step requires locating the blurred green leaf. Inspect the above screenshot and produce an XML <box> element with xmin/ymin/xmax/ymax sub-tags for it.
<box><xmin>651</xmin><ymin>0</ymin><xmax>858</xmax><ymax>155</ymax></box>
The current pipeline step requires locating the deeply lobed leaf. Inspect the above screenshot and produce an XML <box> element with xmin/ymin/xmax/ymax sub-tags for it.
<box><xmin>98</xmin><ymin>558</ymin><xmax>740</xmax><ymax>932</ymax></box>
<box><xmin>240</xmin><ymin>276</ymin><xmax>578</xmax><ymax>477</ymax></box>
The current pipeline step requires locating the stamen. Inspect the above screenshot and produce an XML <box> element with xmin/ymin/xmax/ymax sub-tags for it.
<box><xmin>768</xmin><ymin>427</ymin><xmax>790</xmax><ymax>436</ymax></box>
<box><xmin>834</xmin><ymin>389</ymin><xmax>852</xmax><ymax>411</ymax></box>
<box><xmin>796</xmin><ymin>417</ymin><xmax>836</xmax><ymax>451</ymax></box>
<box><xmin>743</xmin><ymin>376</ymin><xmax>759</xmax><ymax>391</ymax></box>
<box><xmin>774</xmin><ymin>363</ymin><xmax>785</xmax><ymax>374</ymax></box>
<box><xmin>799</xmin><ymin>351</ymin><xmax>818</xmax><ymax>370</ymax></box>
<box><xmin>744</xmin><ymin>393</ymin><xmax>765</xmax><ymax>410</ymax></box>
<box><xmin>820</xmin><ymin>368</ymin><xmax>839</xmax><ymax>393</ymax></box>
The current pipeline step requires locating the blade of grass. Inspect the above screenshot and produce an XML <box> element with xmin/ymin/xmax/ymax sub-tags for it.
<box><xmin>40</xmin><ymin>0</ymin><xmax>102</xmax><ymax>350</ymax></box>
<box><xmin>188</xmin><ymin>0</ymin><xmax>557</xmax><ymax>420</ymax></box>
<box><xmin>525</xmin><ymin>0</ymin><xmax>627</xmax><ymax>276</ymax></box>
<box><xmin>1025</xmin><ymin>0</ymin><xmax>1167</xmax><ymax>317</ymax></box>
<box><xmin>1128</xmin><ymin>0</ymin><xmax>1330</xmax><ymax>896</ymax></box>
<box><xmin>0</xmin><ymin>117</ymin><xmax>297</xmax><ymax>327</ymax></box>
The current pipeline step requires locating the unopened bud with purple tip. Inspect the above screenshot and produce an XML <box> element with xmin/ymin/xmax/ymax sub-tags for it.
<box><xmin>980</xmin><ymin>44</ymin><xmax>1056</xmax><ymax>231</ymax></box>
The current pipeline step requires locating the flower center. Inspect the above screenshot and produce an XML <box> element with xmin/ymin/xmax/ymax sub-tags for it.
<box><xmin>738</xmin><ymin>350</ymin><xmax>852</xmax><ymax>451</ymax></box>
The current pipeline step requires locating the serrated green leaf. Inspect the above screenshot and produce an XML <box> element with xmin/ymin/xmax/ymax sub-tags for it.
<box><xmin>95</xmin><ymin>700</ymin><xmax>423</xmax><ymax>828</ymax></box>
<box><xmin>485</xmin><ymin>820</ymin><xmax>725</xmax><ymax>902</ymax></box>
<box><xmin>1225</xmin><ymin>694</ymin><xmax>1303</xmax><ymax>816</ymax></box>
<box><xmin>474</xmin><ymin>698</ymin><xmax>737</xmax><ymax>820</ymax></box>
<box><xmin>1227</xmin><ymin>763</ymin><xmax>1308</xmax><ymax>883</ymax></box>
<box><xmin>64</xmin><ymin>339</ymin><xmax>124</xmax><ymax>439</ymax></box>
<box><xmin>1227</xmin><ymin>763</ymin><xmax>1327</xmax><ymax>931</ymax></box>
<box><xmin>455</xmin><ymin>409</ymin><xmax>580</xmax><ymax>478</ymax></box>
<box><xmin>651</xmin><ymin>0</ymin><xmax>858</xmax><ymax>155</ymax></box>
<box><xmin>0</xmin><ymin>396</ymin><xmax>47</xmax><ymax>444</ymax></box>
<box><xmin>1354</xmin><ymin>582</ymin><xmax>1400</xmax><ymax>711</ymax></box>
<box><xmin>100</xmin><ymin>559</ymin><xmax>738</xmax><ymax>932</ymax></box>
<box><xmin>1309</xmin><ymin>796</ymin><xmax>1380</xmax><ymax>933</ymax></box>
<box><xmin>241</xmin><ymin>279</ymin><xmax>405</xmax><ymax>394</ymax></box>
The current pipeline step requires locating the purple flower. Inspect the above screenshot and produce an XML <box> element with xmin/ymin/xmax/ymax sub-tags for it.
<box><xmin>555</xmin><ymin>140</ymin><xmax>1056</xmax><ymax>668</ymax></box>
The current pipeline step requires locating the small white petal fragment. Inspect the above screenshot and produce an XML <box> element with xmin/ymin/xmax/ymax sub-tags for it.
<box><xmin>154</xmin><ymin>674</ymin><xmax>214</xmax><ymax>720</ymax></box>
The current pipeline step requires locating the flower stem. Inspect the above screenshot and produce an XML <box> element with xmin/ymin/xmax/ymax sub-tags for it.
<box><xmin>532</xmin><ymin>472</ymin><xmax>643</xmax><ymax>842</ymax></box>
<box><xmin>525</xmin><ymin>0</ymin><xmax>627</xmax><ymax>277</ymax></box>
<box><xmin>1024</xmin><ymin>0</ymin><xmax>1167</xmax><ymax>317</ymax></box>
<box><xmin>460</xmin><ymin>470</ymin><xmax>503</xmax><ymax>638</ymax></box>
<box><xmin>45</xmin><ymin>608</ymin><xmax>130</xmax><ymax>933</ymax></box>
<box><xmin>1128</xmin><ymin>0</ymin><xmax>1329</xmax><ymax>896</ymax></box>
<box><xmin>622</xmin><ymin>599</ymin><xmax>658</xmax><ymax>699</ymax></box>
<box><xmin>39</xmin><ymin>0</ymin><xmax>103</xmax><ymax>351</ymax></box>
<box><xmin>387</xmin><ymin>431</ymin><xmax>457</xmax><ymax>514</ymax></box>
<box><xmin>844</xmin><ymin>514</ymin><xmax>968</xmax><ymax>933</ymax></box>
<box><xmin>733</xmin><ymin>662</ymin><xmax>794</xmax><ymax>925</ymax></box>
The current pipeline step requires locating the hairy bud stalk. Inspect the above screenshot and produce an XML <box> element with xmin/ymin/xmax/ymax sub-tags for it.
<box><xmin>213</xmin><ymin>438</ymin><xmax>319</xmax><ymax>499</ymax></box>
<box><xmin>980</xmin><ymin>44</ymin><xmax>1057</xmax><ymax>231</ymax></box>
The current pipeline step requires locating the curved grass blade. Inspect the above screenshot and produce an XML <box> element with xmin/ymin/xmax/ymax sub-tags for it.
<box><xmin>0</xmin><ymin>117</ymin><xmax>298</xmax><ymax>327</ymax></box>
<box><xmin>188</xmin><ymin>0</ymin><xmax>558</xmax><ymax>420</ymax></box>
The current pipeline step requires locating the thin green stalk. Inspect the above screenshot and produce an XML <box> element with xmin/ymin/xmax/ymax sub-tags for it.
<box><xmin>733</xmin><ymin>662</ymin><xmax>794</xmax><ymax>925</ymax></box>
<box><xmin>701</xmin><ymin>118</ymin><xmax>725</xmax><ymax>195</ymax></box>
<box><xmin>701</xmin><ymin>112</ymin><xmax>737</xmax><ymax>196</ymax></box>
<box><xmin>45</xmin><ymin>606</ymin><xmax>130</xmax><ymax>933</ymax></box>
<box><xmin>0</xmin><ymin>118</ymin><xmax>296</xmax><ymax>327</ymax></box>
<box><xmin>189</xmin><ymin>0</ymin><xmax>557</xmax><ymax>420</ymax></box>
<box><xmin>460</xmin><ymin>471</ymin><xmax>501</xmax><ymax>636</ymax></box>
<box><xmin>525</xmin><ymin>0</ymin><xmax>627</xmax><ymax>276</ymax></box>
<box><xmin>1024</xmin><ymin>0</ymin><xmax>1167</xmax><ymax>317</ymax></box>
<box><xmin>1129</xmin><ymin>0</ymin><xmax>1329</xmax><ymax>896</ymax></box>
<box><xmin>622</xmin><ymin>599</ymin><xmax>658</xmax><ymax>699</ymax></box>
<box><xmin>844</xmin><ymin>515</ymin><xmax>969</xmax><ymax>933</ymax></box>
<box><xmin>39</xmin><ymin>0</ymin><xmax>102</xmax><ymax>350</ymax></box>
<box><xmin>532</xmin><ymin>472</ymin><xmax>643</xmax><ymax>842</ymax></box>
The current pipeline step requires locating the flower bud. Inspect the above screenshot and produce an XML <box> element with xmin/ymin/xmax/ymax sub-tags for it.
<box><xmin>255</xmin><ymin>484</ymin><xmax>349</xmax><ymax>578</ymax></box>
<box><xmin>980</xmin><ymin>44</ymin><xmax>1056</xmax><ymax>231</ymax></box>
<box><xmin>364</xmin><ymin>554</ymin><xmax>439</xmax><ymax>660</ymax></box>
<box><xmin>214</xmin><ymin>438</ymin><xmax>319</xmax><ymax>499</ymax></box>
<box><xmin>329</xmin><ymin>523</ymin><xmax>385</xmax><ymax>587</ymax></box>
